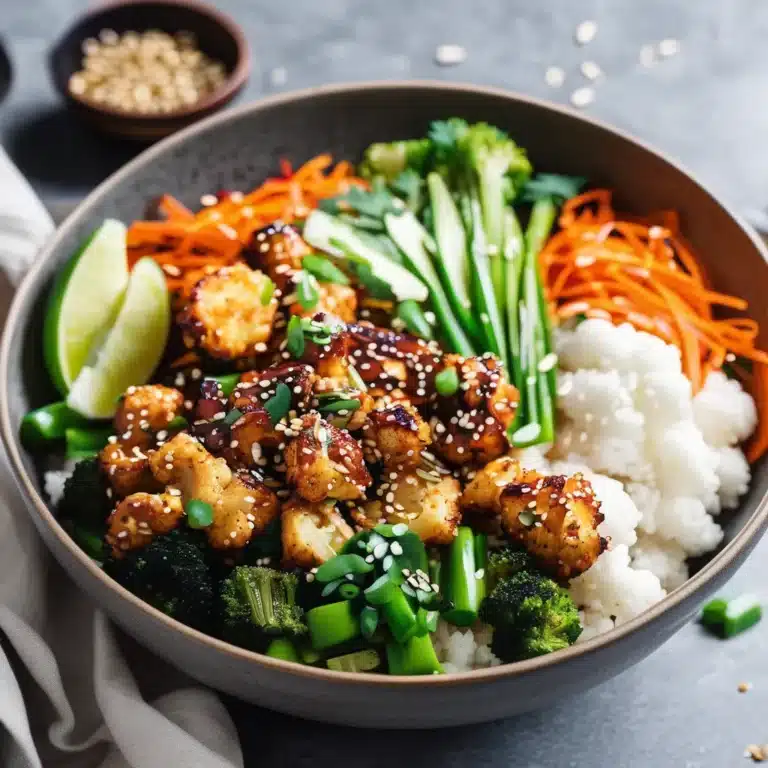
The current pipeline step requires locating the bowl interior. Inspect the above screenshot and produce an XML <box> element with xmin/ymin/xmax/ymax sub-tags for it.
<box><xmin>5</xmin><ymin>83</ymin><xmax>768</xmax><ymax>679</ymax></box>
<box><xmin>50</xmin><ymin>0</ymin><xmax>242</xmax><ymax>105</ymax></box>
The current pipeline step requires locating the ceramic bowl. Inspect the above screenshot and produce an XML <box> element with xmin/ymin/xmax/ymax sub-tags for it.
<box><xmin>48</xmin><ymin>0</ymin><xmax>250</xmax><ymax>140</ymax></box>
<box><xmin>2</xmin><ymin>82</ymin><xmax>768</xmax><ymax>728</ymax></box>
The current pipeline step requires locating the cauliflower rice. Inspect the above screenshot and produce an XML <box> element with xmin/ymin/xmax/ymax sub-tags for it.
<box><xmin>434</xmin><ymin>319</ymin><xmax>757</xmax><ymax>671</ymax></box>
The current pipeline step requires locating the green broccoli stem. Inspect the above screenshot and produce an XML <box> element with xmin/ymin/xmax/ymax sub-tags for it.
<box><xmin>266</xmin><ymin>637</ymin><xmax>301</xmax><ymax>663</ymax></box>
<box><xmin>20</xmin><ymin>401</ymin><xmax>88</xmax><ymax>448</ymax></box>
<box><xmin>381</xmin><ymin>586</ymin><xmax>419</xmax><ymax>643</ymax></box>
<box><xmin>386</xmin><ymin>633</ymin><xmax>443</xmax><ymax>675</ymax></box>
<box><xmin>306</xmin><ymin>601</ymin><xmax>361</xmax><ymax>651</ymax></box>
<box><xmin>238</xmin><ymin>567</ymin><xmax>277</xmax><ymax>629</ymax></box>
<box><xmin>441</xmin><ymin>527</ymin><xmax>482</xmax><ymax>627</ymax></box>
<box><xmin>510</xmin><ymin>198</ymin><xmax>557</xmax><ymax>447</ymax></box>
<box><xmin>384</xmin><ymin>211</ymin><xmax>475</xmax><ymax>356</ymax></box>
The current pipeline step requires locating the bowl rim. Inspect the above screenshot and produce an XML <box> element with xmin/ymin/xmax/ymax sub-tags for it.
<box><xmin>3</xmin><ymin>79</ymin><xmax>768</xmax><ymax>688</ymax></box>
<box><xmin>50</xmin><ymin>0</ymin><xmax>250</xmax><ymax>122</ymax></box>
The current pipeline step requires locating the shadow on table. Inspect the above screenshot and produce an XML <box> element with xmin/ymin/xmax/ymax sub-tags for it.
<box><xmin>5</xmin><ymin>106</ymin><xmax>141</xmax><ymax>195</ymax></box>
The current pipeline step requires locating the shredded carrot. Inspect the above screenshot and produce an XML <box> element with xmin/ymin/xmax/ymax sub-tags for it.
<box><xmin>126</xmin><ymin>155</ymin><xmax>367</xmax><ymax>299</ymax></box>
<box><xmin>540</xmin><ymin>189</ymin><xmax>768</xmax><ymax>461</ymax></box>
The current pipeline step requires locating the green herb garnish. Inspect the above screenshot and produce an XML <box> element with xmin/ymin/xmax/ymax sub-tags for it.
<box><xmin>260</xmin><ymin>276</ymin><xmax>276</xmax><ymax>305</ymax></box>
<box><xmin>521</xmin><ymin>173</ymin><xmax>587</xmax><ymax>204</ymax></box>
<box><xmin>302</xmin><ymin>253</ymin><xmax>350</xmax><ymax>285</ymax></box>
<box><xmin>318</xmin><ymin>398</ymin><xmax>361</xmax><ymax>414</ymax></box>
<box><xmin>286</xmin><ymin>315</ymin><xmax>305</xmax><ymax>359</ymax></box>
<box><xmin>224</xmin><ymin>407</ymin><xmax>243</xmax><ymax>426</ymax></box>
<box><xmin>435</xmin><ymin>367</ymin><xmax>459</xmax><ymax>396</ymax></box>
<box><xmin>297</xmin><ymin>271</ymin><xmax>320</xmax><ymax>311</ymax></box>
<box><xmin>264</xmin><ymin>382</ymin><xmax>292</xmax><ymax>425</ymax></box>
<box><xmin>315</xmin><ymin>553</ymin><xmax>374</xmax><ymax>583</ymax></box>
<box><xmin>186</xmin><ymin>498</ymin><xmax>214</xmax><ymax>529</ymax></box>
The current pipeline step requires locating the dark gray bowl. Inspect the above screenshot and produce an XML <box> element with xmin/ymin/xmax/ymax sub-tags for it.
<box><xmin>2</xmin><ymin>82</ymin><xmax>768</xmax><ymax>727</ymax></box>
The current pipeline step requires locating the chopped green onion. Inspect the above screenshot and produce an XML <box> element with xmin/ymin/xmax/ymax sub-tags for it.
<box><xmin>286</xmin><ymin>315</ymin><xmax>305</xmax><ymax>358</ymax></box>
<box><xmin>167</xmin><ymin>415</ymin><xmax>189</xmax><ymax>431</ymax></box>
<box><xmin>396</xmin><ymin>300</ymin><xmax>433</xmax><ymax>340</ymax></box>
<box><xmin>266</xmin><ymin>637</ymin><xmax>301</xmax><ymax>663</ymax></box>
<box><xmin>360</xmin><ymin>606</ymin><xmax>380</xmax><ymax>639</ymax></box>
<box><xmin>260</xmin><ymin>276</ymin><xmax>276</xmax><ymax>306</ymax></box>
<box><xmin>318</xmin><ymin>398</ymin><xmax>361</xmax><ymax>414</ymax></box>
<box><xmin>339</xmin><ymin>583</ymin><xmax>361</xmax><ymax>600</ymax></box>
<box><xmin>386</xmin><ymin>634</ymin><xmax>442</xmax><ymax>676</ymax></box>
<box><xmin>321</xmin><ymin>579</ymin><xmax>342</xmax><ymax>598</ymax></box>
<box><xmin>435</xmin><ymin>367</ymin><xmax>459</xmax><ymax>397</ymax></box>
<box><xmin>441</xmin><ymin>527</ymin><xmax>481</xmax><ymax>627</ymax></box>
<box><xmin>326</xmin><ymin>649</ymin><xmax>381</xmax><ymax>673</ymax></box>
<box><xmin>347</xmin><ymin>365</ymin><xmax>368</xmax><ymax>392</ymax></box>
<box><xmin>307</xmin><ymin>601</ymin><xmax>361</xmax><ymax>651</ymax></box>
<box><xmin>64</xmin><ymin>426</ymin><xmax>113</xmax><ymax>460</ymax></box>
<box><xmin>209</xmin><ymin>374</ymin><xmax>240</xmax><ymax>397</ymax></box>
<box><xmin>314</xmin><ymin>553</ymin><xmax>374</xmax><ymax>583</ymax></box>
<box><xmin>186</xmin><ymin>498</ymin><xmax>214</xmax><ymax>529</ymax></box>
<box><xmin>381</xmin><ymin>586</ymin><xmax>419</xmax><ymax>643</ymax></box>
<box><xmin>224</xmin><ymin>407</ymin><xmax>243</xmax><ymax>426</ymax></box>
<box><xmin>302</xmin><ymin>253</ymin><xmax>350</xmax><ymax>285</ymax></box>
<box><xmin>20</xmin><ymin>401</ymin><xmax>88</xmax><ymax>448</ymax></box>
<box><xmin>297</xmin><ymin>271</ymin><xmax>320</xmax><ymax>310</ymax></box>
<box><xmin>364</xmin><ymin>573</ymin><xmax>398</xmax><ymax>605</ymax></box>
<box><xmin>702</xmin><ymin>595</ymin><xmax>762</xmax><ymax>638</ymax></box>
<box><xmin>264</xmin><ymin>382</ymin><xmax>292</xmax><ymax>425</ymax></box>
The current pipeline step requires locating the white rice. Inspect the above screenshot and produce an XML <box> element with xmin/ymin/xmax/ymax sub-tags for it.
<box><xmin>441</xmin><ymin>318</ymin><xmax>758</xmax><ymax>669</ymax></box>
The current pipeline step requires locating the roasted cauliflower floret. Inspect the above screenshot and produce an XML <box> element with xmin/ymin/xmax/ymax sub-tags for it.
<box><xmin>284</xmin><ymin>415</ymin><xmax>372</xmax><ymax>502</ymax></box>
<box><xmin>361</xmin><ymin>400</ymin><xmax>431</xmax><ymax>469</ymax></box>
<box><xmin>500</xmin><ymin>472</ymin><xmax>606</xmax><ymax>581</ymax></box>
<box><xmin>281</xmin><ymin>497</ymin><xmax>354</xmax><ymax>568</ymax></box>
<box><xmin>177</xmin><ymin>263</ymin><xmax>279</xmax><ymax>361</ymax></box>
<box><xmin>298</xmin><ymin>314</ymin><xmax>351</xmax><ymax>381</ymax></box>
<box><xmin>290</xmin><ymin>281</ymin><xmax>358</xmax><ymax>324</ymax></box>
<box><xmin>114</xmin><ymin>385</ymin><xmax>185</xmax><ymax>448</ymax></box>
<box><xmin>354</xmin><ymin>471</ymin><xmax>461</xmax><ymax>546</ymax></box>
<box><xmin>99</xmin><ymin>441</ymin><xmax>159</xmax><ymax>498</ymax></box>
<box><xmin>106</xmin><ymin>491</ymin><xmax>184</xmax><ymax>555</ymax></box>
<box><xmin>149</xmin><ymin>433</ymin><xmax>279</xmax><ymax>549</ymax></box>
<box><xmin>461</xmin><ymin>455</ymin><xmax>522</xmax><ymax>514</ymax></box>
<box><xmin>242</xmin><ymin>221</ymin><xmax>309</xmax><ymax>291</ymax></box>
<box><xmin>430</xmin><ymin>354</ymin><xmax>519</xmax><ymax>466</ymax></box>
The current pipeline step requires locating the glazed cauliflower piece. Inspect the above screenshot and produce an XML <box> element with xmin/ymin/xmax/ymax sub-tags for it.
<box><xmin>177</xmin><ymin>263</ymin><xmax>279</xmax><ymax>361</ymax></box>
<box><xmin>461</xmin><ymin>455</ymin><xmax>522</xmax><ymax>514</ymax></box>
<box><xmin>149</xmin><ymin>432</ymin><xmax>279</xmax><ymax>549</ymax></box>
<box><xmin>354</xmin><ymin>471</ymin><xmax>461</xmax><ymax>546</ymax></box>
<box><xmin>106</xmin><ymin>491</ymin><xmax>184</xmax><ymax>555</ymax></box>
<box><xmin>284</xmin><ymin>415</ymin><xmax>372</xmax><ymax>502</ymax></box>
<box><xmin>281</xmin><ymin>496</ymin><xmax>354</xmax><ymax>568</ymax></box>
<box><xmin>298</xmin><ymin>314</ymin><xmax>352</xmax><ymax>382</ymax></box>
<box><xmin>114</xmin><ymin>384</ymin><xmax>185</xmax><ymax>448</ymax></box>
<box><xmin>289</xmin><ymin>281</ymin><xmax>358</xmax><ymax>324</ymax></box>
<box><xmin>500</xmin><ymin>471</ymin><xmax>606</xmax><ymax>581</ymax></box>
<box><xmin>99</xmin><ymin>441</ymin><xmax>159</xmax><ymax>498</ymax></box>
<box><xmin>361</xmin><ymin>399</ymin><xmax>431</xmax><ymax>469</ymax></box>
<box><xmin>346</xmin><ymin>323</ymin><xmax>442</xmax><ymax>405</ymax></box>
<box><xmin>430</xmin><ymin>354</ymin><xmax>519</xmax><ymax>466</ymax></box>
<box><xmin>224</xmin><ymin>362</ymin><xmax>316</xmax><ymax>459</ymax></box>
<box><xmin>242</xmin><ymin>221</ymin><xmax>309</xmax><ymax>291</ymax></box>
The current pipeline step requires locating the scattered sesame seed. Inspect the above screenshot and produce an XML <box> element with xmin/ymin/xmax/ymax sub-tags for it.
<box><xmin>574</xmin><ymin>20</ymin><xmax>597</xmax><ymax>46</ymax></box>
<box><xmin>435</xmin><ymin>44</ymin><xmax>467</xmax><ymax>66</ymax></box>
<box><xmin>570</xmin><ymin>86</ymin><xmax>595</xmax><ymax>108</ymax></box>
<box><xmin>544</xmin><ymin>66</ymin><xmax>565</xmax><ymax>88</ymax></box>
<box><xmin>580</xmin><ymin>60</ymin><xmax>602</xmax><ymax>80</ymax></box>
<box><xmin>657</xmin><ymin>38</ymin><xmax>680</xmax><ymax>58</ymax></box>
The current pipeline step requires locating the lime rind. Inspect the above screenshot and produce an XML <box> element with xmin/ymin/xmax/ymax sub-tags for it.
<box><xmin>66</xmin><ymin>258</ymin><xmax>171</xmax><ymax>419</ymax></box>
<box><xmin>43</xmin><ymin>219</ymin><xmax>130</xmax><ymax>395</ymax></box>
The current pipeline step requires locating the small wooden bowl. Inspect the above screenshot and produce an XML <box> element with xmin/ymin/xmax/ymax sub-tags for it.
<box><xmin>48</xmin><ymin>0</ymin><xmax>250</xmax><ymax>141</ymax></box>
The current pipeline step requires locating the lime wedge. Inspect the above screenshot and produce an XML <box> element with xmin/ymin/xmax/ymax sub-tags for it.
<box><xmin>44</xmin><ymin>220</ymin><xmax>130</xmax><ymax>395</ymax></box>
<box><xmin>66</xmin><ymin>258</ymin><xmax>170</xmax><ymax>419</ymax></box>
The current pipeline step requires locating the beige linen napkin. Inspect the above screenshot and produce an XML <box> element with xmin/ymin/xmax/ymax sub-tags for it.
<box><xmin>0</xmin><ymin>146</ymin><xmax>244</xmax><ymax>768</ymax></box>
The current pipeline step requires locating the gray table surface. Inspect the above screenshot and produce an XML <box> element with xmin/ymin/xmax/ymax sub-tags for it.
<box><xmin>2</xmin><ymin>1</ymin><xmax>768</xmax><ymax>765</ymax></box>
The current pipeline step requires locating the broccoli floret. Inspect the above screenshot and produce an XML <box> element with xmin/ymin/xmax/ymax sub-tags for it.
<box><xmin>359</xmin><ymin>138</ymin><xmax>432</xmax><ymax>182</ymax></box>
<box><xmin>220</xmin><ymin>566</ymin><xmax>307</xmax><ymax>651</ymax></box>
<box><xmin>486</xmin><ymin>545</ymin><xmax>532</xmax><ymax>591</ymax></box>
<box><xmin>104</xmin><ymin>528</ymin><xmax>214</xmax><ymax>632</ymax></box>
<box><xmin>480</xmin><ymin>568</ymin><xmax>581</xmax><ymax>662</ymax></box>
<box><xmin>58</xmin><ymin>458</ymin><xmax>112</xmax><ymax>560</ymax></box>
